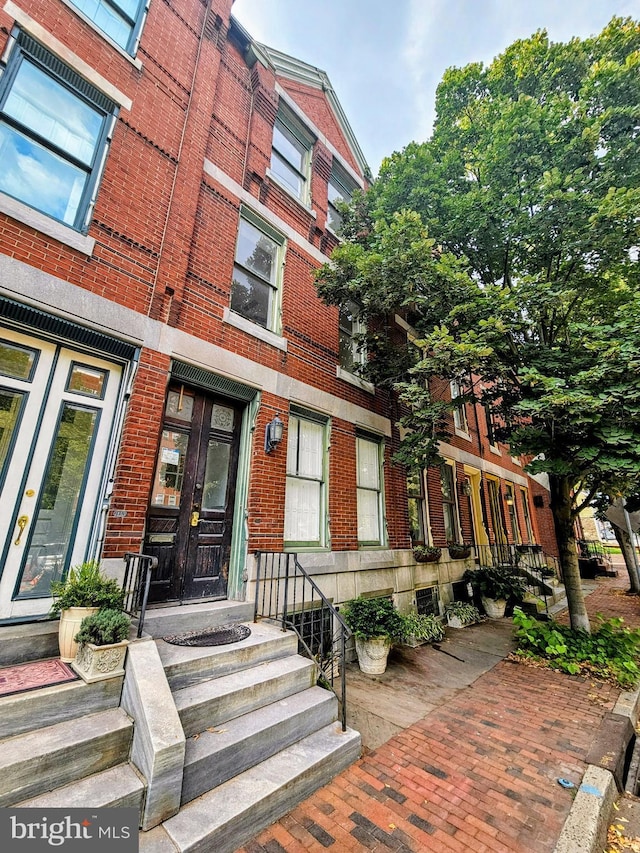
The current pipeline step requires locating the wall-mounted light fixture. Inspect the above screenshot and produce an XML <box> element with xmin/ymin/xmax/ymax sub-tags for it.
<box><xmin>460</xmin><ymin>480</ymin><xmax>473</xmax><ymax>497</ymax></box>
<box><xmin>264</xmin><ymin>414</ymin><xmax>284</xmax><ymax>454</ymax></box>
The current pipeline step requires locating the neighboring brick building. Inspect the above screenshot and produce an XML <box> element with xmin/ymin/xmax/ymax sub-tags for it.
<box><xmin>0</xmin><ymin>0</ymin><xmax>557</xmax><ymax>629</ymax></box>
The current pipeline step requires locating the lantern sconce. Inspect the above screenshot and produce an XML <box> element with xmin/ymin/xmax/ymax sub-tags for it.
<box><xmin>264</xmin><ymin>414</ymin><xmax>284</xmax><ymax>454</ymax></box>
<box><xmin>460</xmin><ymin>480</ymin><xmax>473</xmax><ymax>497</ymax></box>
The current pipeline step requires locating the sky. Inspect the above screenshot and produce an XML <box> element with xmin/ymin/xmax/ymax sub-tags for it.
<box><xmin>232</xmin><ymin>0</ymin><xmax>640</xmax><ymax>175</ymax></box>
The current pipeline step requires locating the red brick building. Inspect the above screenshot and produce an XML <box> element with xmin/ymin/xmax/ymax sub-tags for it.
<box><xmin>0</xmin><ymin>0</ymin><xmax>557</xmax><ymax>629</ymax></box>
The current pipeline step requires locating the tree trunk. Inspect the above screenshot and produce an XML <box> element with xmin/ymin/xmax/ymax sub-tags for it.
<box><xmin>548</xmin><ymin>474</ymin><xmax>590</xmax><ymax>633</ymax></box>
<box><xmin>610</xmin><ymin>502</ymin><xmax>640</xmax><ymax>593</ymax></box>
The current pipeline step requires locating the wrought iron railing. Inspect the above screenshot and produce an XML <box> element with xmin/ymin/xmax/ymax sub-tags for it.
<box><xmin>474</xmin><ymin>543</ymin><xmax>561</xmax><ymax>614</ymax></box>
<box><xmin>122</xmin><ymin>552</ymin><xmax>157</xmax><ymax>638</ymax></box>
<box><xmin>254</xmin><ymin>552</ymin><xmax>351</xmax><ymax>731</ymax></box>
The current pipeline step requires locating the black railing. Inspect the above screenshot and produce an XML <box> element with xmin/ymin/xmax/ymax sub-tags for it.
<box><xmin>474</xmin><ymin>543</ymin><xmax>561</xmax><ymax>615</ymax></box>
<box><xmin>254</xmin><ymin>552</ymin><xmax>351</xmax><ymax>731</ymax></box>
<box><xmin>122</xmin><ymin>552</ymin><xmax>157</xmax><ymax>638</ymax></box>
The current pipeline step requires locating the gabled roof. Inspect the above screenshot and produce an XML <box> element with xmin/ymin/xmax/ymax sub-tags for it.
<box><xmin>229</xmin><ymin>16</ymin><xmax>371</xmax><ymax>179</ymax></box>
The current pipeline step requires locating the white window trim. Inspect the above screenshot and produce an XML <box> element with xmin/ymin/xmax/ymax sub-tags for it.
<box><xmin>450</xmin><ymin>380</ymin><xmax>470</xmax><ymax>438</ymax></box>
<box><xmin>440</xmin><ymin>458</ymin><xmax>462</xmax><ymax>544</ymax></box>
<box><xmin>266</xmin><ymin>167</ymin><xmax>317</xmax><ymax>217</ymax></box>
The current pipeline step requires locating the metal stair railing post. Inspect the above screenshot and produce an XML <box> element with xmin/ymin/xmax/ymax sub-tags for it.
<box><xmin>253</xmin><ymin>551</ymin><xmax>352</xmax><ymax>731</ymax></box>
<box><xmin>122</xmin><ymin>552</ymin><xmax>158</xmax><ymax>638</ymax></box>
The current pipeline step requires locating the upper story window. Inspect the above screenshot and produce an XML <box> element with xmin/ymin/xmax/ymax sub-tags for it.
<box><xmin>284</xmin><ymin>409</ymin><xmax>328</xmax><ymax>548</ymax></box>
<box><xmin>0</xmin><ymin>31</ymin><xmax>117</xmax><ymax>232</ymax></box>
<box><xmin>450</xmin><ymin>379</ymin><xmax>469</xmax><ymax>434</ymax></box>
<box><xmin>270</xmin><ymin>106</ymin><xmax>313</xmax><ymax>204</ymax></box>
<box><xmin>67</xmin><ymin>0</ymin><xmax>148</xmax><ymax>54</ymax></box>
<box><xmin>357</xmin><ymin>434</ymin><xmax>385</xmax><ymax>546</ymax></box>
<box><xmin>339</xmin><ymin>301</ymin><xmax>366</xmax><ymax>373</ymax></box>
<box><xmin>327</xmin><ymin>162</ymin><xmax>356</xmax><ymax>234</ymax></box>
<box><xmin>230</xmin><ymin>210</ymin><xmax>284</xmax><ymax>332</ymax></box>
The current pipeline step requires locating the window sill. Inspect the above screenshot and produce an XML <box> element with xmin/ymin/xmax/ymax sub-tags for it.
<box><xmin>58</xmin><ymin>0</ymin><xmax>143</xmax><ymax>69</ymax></box>
<box><xmin>266</xmin><ymin>169</ymin><xmax>317</xmax><ymax>219</ymax></box>
<box><xmin>489</xmin><ymin>444</ymin><xmax>502</xmax><ymax>456</ymax></box>
<box><xmin>454</xmin><ymin>427</ymin><xmax>473</xmax><ymax>442</ymax></box>
<box><xmin>223</xmin><ymin>308</ymin><xmax>288</xmax><ymax>352</ymax></box>
<box><xmin>336</xmin><ymin>366</ymin><xmax>374</xmax><ymax>394</ymax></box>
<box><xmin>0</xmin><ymin>193</ymin><xmax>95</xmax><ymax>256</ymax></box>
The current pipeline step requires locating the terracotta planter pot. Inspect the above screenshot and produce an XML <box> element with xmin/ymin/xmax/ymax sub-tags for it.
<box><xmin>58</xmin><ymin>606</ymin><xmax>99</xmax><ymax>662</ymax></box>
<box><xmin>355</xmin><ymin>635</ymin><xmax>391</xmax><ymax>675</ymax></box>
<box><xmin>481</xmin><ymin>596</ymin><xmax>507</xmax><ymax>619</ymax></box>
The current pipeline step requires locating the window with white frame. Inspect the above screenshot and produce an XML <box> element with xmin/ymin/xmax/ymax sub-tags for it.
<box><xmin>270</xmin><ymin>106</ymin><xmax>313</xmax><ymax>203</ymax></box>
<box><xmin>339</xmin><ymin>301</ymin><xmax>366</xmax><ymax>373</ymax></box>
<box><xmin>284</xmin><ymin>410</ymin><xmax>328</xmax><ymax>548</ymax></box>
<box><xmin>450</xmin><ymin>380</ymin><xmax>469</xmax><ymax>434</ymax></box>
<box><xmin>0</xmin><ymin>31</ymin><xmax>117</xmax><ymax>231</ymax></box>
<box><xmin>68</xmin><ymin>0</ymin><xmax>148</xmax><ymax>53</ymax></box>
<box><xmin>327</xmin><ymin>162</ymin><xmax>356</xmax><ymax>234</ymax></box>
<box><xmin>357</xmin><ymin>434</ymin><xmax>385</xmax><ymax>545</ymax></box>
<box><xmin>230</xmin><ymin>210</ymin><xmax>284</xmax><ymax>331</ymax></box>
<box><xmin>440</xmin><ymin>461</ymin><xmax>460</xmax><ymax>543</ymax></box>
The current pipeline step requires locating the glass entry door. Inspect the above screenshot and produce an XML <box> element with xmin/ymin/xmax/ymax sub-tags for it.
<box><xmin>0</xmin><ymin>328</ymin><xmax>122</xmax><ymax>620</ymax></box>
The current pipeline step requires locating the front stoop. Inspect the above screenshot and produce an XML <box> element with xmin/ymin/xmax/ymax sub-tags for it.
<box><xmin>141</xmin><ymin>724</ymin><xmax>361</xmax><ymax>853</ymax></box>
<box><xmin>137</xmin><ymin>612</ymin><xmax>361</xmax><ymax>851</ymax></box>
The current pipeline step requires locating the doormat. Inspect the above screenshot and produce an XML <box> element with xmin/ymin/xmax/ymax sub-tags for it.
<box><xmin>163</xmin><ymin>623</ymin><xmax>251</xmax><ymax>647</ymax></box>
<box><xmin>0</xmin><ymin>658</ymin><xmax>78</xmax><ymax>698</ymax></box>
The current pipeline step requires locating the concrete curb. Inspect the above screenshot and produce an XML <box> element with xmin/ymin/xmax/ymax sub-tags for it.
<box><xmin>553</xmin><ymin>687</ymin><xmax>640</xmax><ymax>853</ymax></box>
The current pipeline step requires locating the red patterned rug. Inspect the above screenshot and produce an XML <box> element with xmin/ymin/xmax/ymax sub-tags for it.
<box><xmin>0</xmin><ymin>658</ymin><xmax>78</xmax><ymax>697</ymax></box>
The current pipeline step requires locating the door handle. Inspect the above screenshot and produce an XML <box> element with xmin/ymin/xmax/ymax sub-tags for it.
<box><xmin>14</xmin><ymin>515</ymin><xmax>28</xmax><ymax>546</ymax></box>
<box><xmin>190</xmin><ymin>511</ymin><xmax>200</xmax><ymax>527</ymax></box>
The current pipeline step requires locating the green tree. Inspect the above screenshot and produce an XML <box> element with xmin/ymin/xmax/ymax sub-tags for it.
<box><xmin>317</xmin><ymin>18</ymin><xmax>640</xmax><ymax>632</ymax></box>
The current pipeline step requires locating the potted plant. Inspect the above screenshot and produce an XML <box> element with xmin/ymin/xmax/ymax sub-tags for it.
<box><xmin>412</xmin><ymin>545</ymin><xmax>442</xmax><ymax>563</ymax></box>
<box><xmin>445</xmin><ymin>601</ymin><xmax>482</xmax><ymax>628</ymax></box>
<box><xmin>342</xmin><ymin>596</ymin><xmax>405</xmax><ymax>675</ymax></box>
<box><xmin>399</xmin><ymin>612</ymin><xmax>445</xmax><ymax>647</ymax></box>
<box><xmin>447</xmin><ymin>542</ymin><xmax>472</xmax><ymax>560</ymax></box>
<box><xmin>50</xmin><ymin>560</ymin><xmax>125</xmax><ymax>662</ymax></box>
<box><xmin>72</xmin><ymin>609</ymin><xmax>131</xmax><ymax>683</ymax></box>
<box><xmin>462</xmin><ymin>565</ymin><xmax>526</xmax><ymax>619</ymax></box>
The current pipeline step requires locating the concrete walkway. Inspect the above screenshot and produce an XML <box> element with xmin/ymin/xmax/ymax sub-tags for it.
<box><xmin>237</xmin><ymin>565</ymin><xmax>640</xmax><ymax>853</ymax></box>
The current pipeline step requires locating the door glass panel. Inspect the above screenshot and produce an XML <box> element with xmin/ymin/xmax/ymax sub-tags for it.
<box><xmin>18</xmin><ymin>403</ymin><xmax>98</xmax><ymax>598</ymax></box>
<box><xmin>166</xmin><ymin>389</ymin><xmax>194</xmax><ymax>422</ymax></box>
<box><xmin>211</xmin><ymin>405</ymin><xmax>234</xmax><ymax>432</ymax></box>
<box><xmin>67</xmin><ymin>363</ymin><xmax>107</xmax><ymax>398</ymax></box>
<box><xmin>151</xmin><ymin>430</ymin><xmax>189</xmax><ymax>506</ymax></box>
<box><xmin>0</xmin><ymin>341</ymin><xmax>37</xmax><ymax>380</ymax></box>
<box><xmin>0</xmin><ymin>389</ymin><xmax>25</xmax><ymax>482</ymax></box>
<box><xmin>202</xmin><ymin>440</ymin><xmax>230</xmax><ymax>510</ymax></box>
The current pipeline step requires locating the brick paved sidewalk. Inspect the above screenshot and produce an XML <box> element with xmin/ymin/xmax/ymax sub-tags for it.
<box><xmin>237</xmin><ymin>569</ymin><xmax>640</xmax><ymax>853</ymax></box>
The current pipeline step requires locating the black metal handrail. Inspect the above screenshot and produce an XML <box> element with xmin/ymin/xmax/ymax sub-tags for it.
<box><xmin>122</xmin><ymin>552</ymin><xmax>157</xmax><ymax>638</ymax></box>
<box><xmin>254</xmin><ymin>552</ymin><xmax>351</xmax><ymax>731</ymax></box>
<box><xmin>474</xmin><ymin>542</ymin><xmax>561</xmax><ymax>615</ymax></box>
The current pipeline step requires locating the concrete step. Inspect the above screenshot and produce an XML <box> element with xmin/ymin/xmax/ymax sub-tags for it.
<box><xmin>0</xmin><ymin>673</ymin><xmax>123</xmax><ymax>740</ymax></box>
<box><xmin>175</xmin><ymin>654</ymin><xmax>317</xmax><ymax>738</ymax></box>
<box><xmin>15</xmin><ymin>763</ymin><xmax>144</xmax><ymax>811</ymax></box>
<box><xmin>182</xmin><ymin>685</ymin><xmax>338</xmax><ymax>805</ymax></box>
<box><xmin>158</xmin><ymin>620</ymin><xmax>298</xmax><ymax>691</ymax></box>
<box><xmin>0</xmin><ymin>708</ymin><xmax>133</xmax><ymax>807</ymax></box>
<box><xmin>141</xmin><ymin>723</ymin><xmax>362</xmax><ymax>853</ymax></box>
<box><xmin>0</xmin><ymin>621</ymin><xmax>59</xmax><ymax>665</ymax></box>
<box><xmin>142</xmin><ymin>601</ymin><xmax>254</xmax><ymax>638</ymax></box>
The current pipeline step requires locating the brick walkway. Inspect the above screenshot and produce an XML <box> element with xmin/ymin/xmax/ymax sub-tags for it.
<box><xmin>237</xmin><ymin>566</ymin><xmax>640</xmax><ymax>853</ymax></box>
